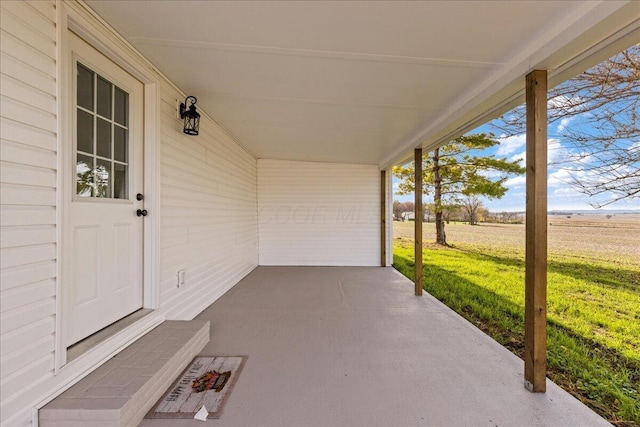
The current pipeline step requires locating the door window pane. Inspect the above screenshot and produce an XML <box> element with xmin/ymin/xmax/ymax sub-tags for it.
<box><xmin>114</xmin><ymin>163</ymin><xmax>128</xmax><ymax>199</ymax></box>
<box><xmin>75</xmin><ymin>63</ymin><xmax>130</xmax><ymax>200</ymax></box>
<box><xmin>114</xmin><ymin>126</ymin><xmax>127</xmax><ymax>162</ymax></box>
<box><xmin>77</xmin><ymin>110</ymin><xmax>94</xmax><ymax>154</ymax></box>
<box><xmin>76</xmin><ymin>154</ymin><xmax>94</xmax><ymax>197</ymax></box>
<box><xmin>114</xmin><ymin>87</ymin><xmax>128</xmax><ymax>126</ymax></box>
<box><xmin>95</xmin><ymin>159</ymin><xmax>112</xmax><ymax>198</ymax></box>
<box><xmin>77</xmin><ymin>64</ymin><xmax>94</xmax><ymax>111</ymax></box>
<box><xmin>96</xmin><ymin>118</ymin><xmax>112</xmax><ymax>158</ymax></box>
<box><xmin>97</xmin><ymin>76</ymin><xmax>112</xmax><ymax>119</ymax></box>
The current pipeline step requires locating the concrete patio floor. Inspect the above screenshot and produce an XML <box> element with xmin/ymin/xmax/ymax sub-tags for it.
<box><xmin>140</xmin><ymin>266</ymin><xmax>608</xmax><ymax>427</ymax></box>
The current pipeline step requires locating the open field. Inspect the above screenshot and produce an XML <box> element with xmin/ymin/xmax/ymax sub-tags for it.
<box><xmin>394</xmin><ymin>214</ymin><xmax>640</xmax><ymax>265</ymax></box>
<box><xmin>393</xmin><ymin>214</ymin><xmax>640</xmax><ymax>425</ymax></box>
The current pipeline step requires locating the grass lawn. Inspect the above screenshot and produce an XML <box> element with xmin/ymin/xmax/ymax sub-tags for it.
<box><xmin>393</xmin><ymin>219</ymin><xmax>640</xmax><ymax>426</ymax></box>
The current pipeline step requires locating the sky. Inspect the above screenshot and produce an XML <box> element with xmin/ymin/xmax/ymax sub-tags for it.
<box><xmin>393</xmin><ymin>104</ymin><xmax>640</xmax><ymax>213</ymax></box>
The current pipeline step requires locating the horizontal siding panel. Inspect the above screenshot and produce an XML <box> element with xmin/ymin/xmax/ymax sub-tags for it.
<box><xmin>160</xmin><ymin>122</ymin><xmax>207</xmax><ymax>158</ymax></box>
<box><xmin>23</xmin><ymin>0</ymin><xmax>57</xmax><ymax>23</ymax></box>
<box><xmin>0</xmin><ymin>244</ymin><xmax>56</xmax><ymax>269</ymax></box>
<box><xmin>2</xmin><ymin>405</ymin><xmax>36</xmax><ymax>427</ymax></box>
<box><xmin>0</xmin><ymin>118</ymin><xmax>57</xmax><ymax>151</ymax></box>
<box><xmin>0</xmin><ymin>225</ymin><xmax>56</xmax><ymax>248</ymax></box>
<box><xmin>0</xmin><ymin>72</ymin><xmax>56</xmax><ymax>114</ymax></box>
<box><xmin>160</xmin><ymin>238</ymin><xmax>256</xmax><ymax>271</ymax></box>
<box><xmin>258</xmin><ymin>159</ymin><xmax>380</xmax><ymax>266</ymax></box>
<box><xmin>1</xmin><ymin>373</ymin><xmax>53</xmax><ymax>427</ymax></box>
<box><xmin>160</xmin><ymin>186</ymin><xmax>255</xmax><ymax>207</ymax></box>
<box><xmin>1</xmin><ymin>332</ymin><xmax>54</xmax><ymax>380</ymax></box>
<box><xmin>0</xmin><ymin>183</ymin><xmax>56</xmax><ymax>206</ymax></box>
<box><xmin>0</xmin><ymin>205</ymin><xmax>56</xmax><ymax>226</ymax></box>
<box><xmin>161</xmin><ymin>156</ymin><xmax>256</xmax><ymax>193</ymax></box>
<box><xmin>0</xmin><ymin>52</ymin><xmax>56</xmax><ymax>97</ymax></box>
<box><xmin>163</xmin><ymin>217</ymin><xmax>255</xmax><ymax>234</ymax></box>
<box><xmin>0</xmin><ymin>31</ymin><xmax>57</xmax><ymax>81</ymax></box>
<box><xmin>160</xmin><ymin>240</ymin><xmax>255</xmax><ymax>274</ymax></box>
<box><xmin>1</xmin><ymin>139</ymin><xmax>57</xmax><ymax>169</ymax></box>
<box><xmin>0</xmin><ymin>315</ymin><xmax>55</xmax><ymax>358</ymax></box>
<box><xmin>160</xmin><ymin>205</ymin><xmax>256</xmax><ymax>218</ymax></box>
<box><xmin>160</xmin><ymin>123</ymin><xmax>256</xmax><ymax>178</ymax></box>
<box><xmin>161</xmin><ymin>138</ymin><xmax>254</xmax><ymax>183</ymax></box>
<box><xmin>0</xmin><ymin>161</ymin><xmax>56</xmax><ymax>187</ymax></box>
<box><xmin>1</xmin><ymin>1</ymin><xmax>56</xmax><ymax>43</ymax></box>
<box><xmin>0</xmin><ymin>260</ymin><xmax>56</xmax><ymax>292</ymax></box>
<box><xmin>159</xmin><ymin>233</ymin><xmax>189</xmax><ymax>249</ymax></box>
<box><xmin>0</xmin><ymin>352</ymin><xmax>54</xmax><ymax>403</ymax></box>
<box><xmin>159</xmin><ymin>224</ymin><xmax>189</xmax><ymax>239</ymax></box>
<box><xmin>0</xmin><ymin>296</ymin><xmax>55</xmax><ymax>335</ymax></box>
<box><xmin>160</xmin><ymin>235</ymin><xmax>255</xmax><ymax>261</ymax></box>
<box><xmin>0</xmin><ymin>7</ymin><xmax>56</xmax><ymax>60</ymax></box>
<box><xmin>0</xmin><ymin>278</ymin><xmax>56</xmax><ymax>313</ymax></box>
<box><xmin>0</xmin><ymin>95</ymin><xmax>57</xmax><ymax>133</ymax></box>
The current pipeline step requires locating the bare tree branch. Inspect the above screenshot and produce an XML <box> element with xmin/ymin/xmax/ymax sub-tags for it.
<box><xmin>491</xmin><ymin>45</ymin><xmax>639</xmax><ymax>206</ymax></box>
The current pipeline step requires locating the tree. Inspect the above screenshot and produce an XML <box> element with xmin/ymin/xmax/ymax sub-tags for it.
<box><xmin>392</xmin><ymin>200</ymin><xmax>404</xmax><ymax>221</ymax></box>
<box><xmin>424</xmin><ymin>203</ymin><xmax>435</xmax><ymax>223</ymax></box>
<box><xmin>392</xmin><ymin>200</ymin><xmax>414</xmax><ymax>221</ymax></box>
<box><xmin>476</xmin><ymin>206</ymin><xmax>490</xmax><ymax>223</ymax></box>
<box><xmin>402</xmin><ymin>201</ymin><xmax>414</xmax><ymax>215</ymax></box>
<box><xmin>393</xmin><ymin>134</ymin><xmax>525</xmax><ymax>245</ymax></box>
<box><xmin>491</xmin><ymin>45</ymin><xmax>639</xmax><ymax>207</ymax></box>
<box><xmin>498</xmin><ymin>211</ymin><xmax>520</xmax><ymax>224</ymax></box>
<box><xmin>462</xmin><ymin>195</ymin><xmax>483</xmax><ymax>225</ymax></box>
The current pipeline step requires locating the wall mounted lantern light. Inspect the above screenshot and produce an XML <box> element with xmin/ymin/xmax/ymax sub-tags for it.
<box><xmin>179</xmin><ymin>96</ymin><xmax>200</xmax><ymax>136</ymax></box>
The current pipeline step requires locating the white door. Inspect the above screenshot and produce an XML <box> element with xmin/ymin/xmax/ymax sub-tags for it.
<box><xmin>65</xmin><ymin>31</ymin><xmax>145</xmax><ymax>346</ymax></box>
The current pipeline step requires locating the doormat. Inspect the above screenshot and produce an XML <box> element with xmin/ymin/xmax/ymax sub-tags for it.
<box><xmin>146</xmin><ymin>356</ymin><xmax>247</xmax><ymax>419</ymax></box>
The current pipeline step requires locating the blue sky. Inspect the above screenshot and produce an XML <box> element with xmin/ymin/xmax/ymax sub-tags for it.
<box><xmin>393</xmin><ymin>115</ymin><xmax>640</xmax><ymax>212</ymax></box>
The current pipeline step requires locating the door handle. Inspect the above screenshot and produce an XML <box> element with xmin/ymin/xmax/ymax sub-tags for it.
<box><xmin>136</xmin><ymin>209</ymin><xmax>148</xmax><ymax>217</ymax></box>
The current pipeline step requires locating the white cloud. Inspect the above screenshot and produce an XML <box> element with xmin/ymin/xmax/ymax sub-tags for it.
<box><xmin>548</xmin><ymin>139</ymin><xmax>570</xmax><ymax>165</ymax></box>
<box><xmin>552</xmin><ymin>187</ymin><xmax>581</xmax><ymax>196</ymax></box>
<box><xmin>479</xmin><ymin>169</ymin><xmax>504</xmax><ymax>179</ymax></box>
<box><xmin>575</xmin><ymin>152</ymin><xmax>594</xmax><ymax>164</ymax></box>
<box><xmin>500</xmin><ymin>139</ymin><xmax>565</xmax><ymax>166</ymax></box>
<box><xmin>547</xmin><ymin>168</ymin><xmax>595</xmax><ymax>188</ymax></box>
<box><xmin>548</xmin><ymin>95</ymin><xmax>584</xmax><ymax>114</ymax></box>
<box><xmin>548</xmin><ymin>168</ymin><xmax>573</xmax><ymax>186</ymax></box>
<box><xmin>546</xmin><ymin>169</ymin><xmax>593</xmax><ymax>209</ymax></box>
<box><xmin>497</xmin><ymin>134</ymin><xmax>526</xmax><ymax>155</ymax></box>
<box><xmin>505</xmin><ymin>176</ymin><xmax>526</xmax><ymax>188</ymax></box>
<box><xmin>556</xmin><ymin>116</ymin><xmax>575</xmax><ymax>133</ymax></box>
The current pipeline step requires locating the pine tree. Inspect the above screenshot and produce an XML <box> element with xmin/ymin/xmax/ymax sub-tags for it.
<box><xmin>393</xmin><ymin>134</ymin><xmax>525</xmax><ymax>245</ymax></box>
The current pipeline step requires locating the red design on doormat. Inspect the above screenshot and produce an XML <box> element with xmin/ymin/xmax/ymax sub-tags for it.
<box><xmin>192</xmin><ymin>370</ymin><xmax>231</xmax><ymax>393</ymax></box>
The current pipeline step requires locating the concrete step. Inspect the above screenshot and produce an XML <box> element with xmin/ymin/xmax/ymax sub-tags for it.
<box><xmin>40</xmin><ymin>320</ymin><xmax>210</xmax><ymax>427</ymax></box>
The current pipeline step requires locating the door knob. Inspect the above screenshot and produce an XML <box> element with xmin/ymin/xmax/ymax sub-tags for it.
<box><xmin>136</xmin><ymin>209</ymin><xmax>148</xmax><ymax>217</ymax></box>
<box><xmin>136</xmin><ymin>193</ymin><xmax>144</xmax><ymax>201</ymax></box>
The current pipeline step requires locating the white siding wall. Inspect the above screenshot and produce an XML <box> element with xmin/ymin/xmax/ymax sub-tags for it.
<box><xmin>258</xmin><ymin>159</ymin><xmax>380</xmax><ymax>266</ymax></box>
<box><xmin>0</xmin><ymin>2</ymin><xmax>258</xmax><ymax>425</ymax></box>
<box><xmin>158</xmin><ymin>85</ymin><xmax>258</xmax><ymax>319</ymax></box>
<box><xmin>1</xmin><ymin>2</ymin><xmax>58</xmax><ymax>426</ymax></box>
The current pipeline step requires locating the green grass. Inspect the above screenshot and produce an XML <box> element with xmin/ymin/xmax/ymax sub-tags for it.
<box><xmin>393</xmin><ymin>239</ymin><xmax>640</xmax><ymax>425</ymax></box>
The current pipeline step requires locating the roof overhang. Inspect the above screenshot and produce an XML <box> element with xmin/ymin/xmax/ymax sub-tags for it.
<box><xmin>84</xmin><ymin>0</ymin><xmax>640</xmax><ymax>169</ymax></box>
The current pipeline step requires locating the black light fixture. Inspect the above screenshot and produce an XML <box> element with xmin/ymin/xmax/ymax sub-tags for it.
<box><xmin>179</xmin><ymin>96</ymin><xmax>200</xmax><ymax>135</ymax></box>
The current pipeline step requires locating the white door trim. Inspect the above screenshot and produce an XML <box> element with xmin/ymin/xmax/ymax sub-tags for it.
<box><xmin>55</xmin><ymin>0</ymin><xmax>161</xmax><ymax>370</ymax></box>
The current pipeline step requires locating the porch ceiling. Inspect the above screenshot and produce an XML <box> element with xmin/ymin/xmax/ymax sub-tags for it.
<box><xmin>85</xmin><ymin>1</ymin><xmax>639</xmax><ymax>167</ymax></box>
